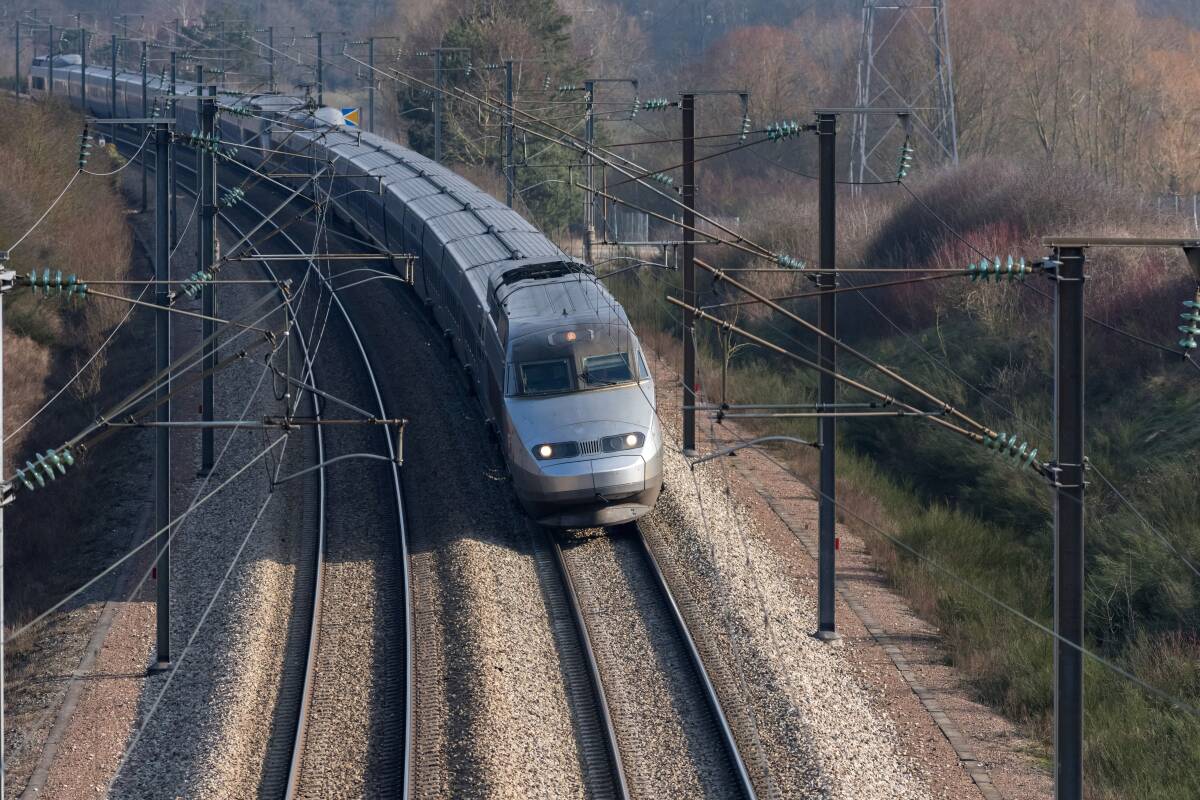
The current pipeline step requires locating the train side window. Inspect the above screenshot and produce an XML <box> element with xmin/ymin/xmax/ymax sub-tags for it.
<box><xmin>637</xmin><ymin>349</ymin><xmax>650</xmax><ymax>379</ymax></box>
<box><xmin>32</xmin><ymin>77</ymin><xmax>45</xmax><ymax>90</ymax></box>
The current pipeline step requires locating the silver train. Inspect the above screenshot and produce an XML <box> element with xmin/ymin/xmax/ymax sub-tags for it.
<box><xmin>29</xmin><ymin>55</ymin><xmax>663</xmax><ymax>528</ymax></box>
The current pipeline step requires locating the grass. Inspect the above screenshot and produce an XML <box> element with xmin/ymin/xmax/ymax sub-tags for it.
<box><xmin>0</xmin><ymin>96</ymin><xmax>139</xmax><ymax>649</ymax></box>
<box><xmin>603</xmin><ymin>158</ymin><xmax>1200</xmax><ymax>798</ymax></box>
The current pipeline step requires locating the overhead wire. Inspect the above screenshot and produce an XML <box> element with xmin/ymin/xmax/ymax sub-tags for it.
<box><xmin>896</xmin><ymin>179</ymin><xmax>1191</xmax><ymax>360</ymax></box>
<box><xmin>5</xmin><ymin>168</ymin><xmax>83</xmax><ymax>254</ymax></box>
<box><xmin>714</xmin><ymin>425</ymin><xmax>1200</xmax><ymax>722</ymax></box>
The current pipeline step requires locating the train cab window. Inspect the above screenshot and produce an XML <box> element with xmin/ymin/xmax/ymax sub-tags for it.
<box><xmin>581</xmin><ymin>353</ymin><xmax>633</xmax><ymax>386</ymax></box>
<box><xmin>519</xmin><ymin>360</ymin><xmax>572</xmax><ymax>394</ymax></box>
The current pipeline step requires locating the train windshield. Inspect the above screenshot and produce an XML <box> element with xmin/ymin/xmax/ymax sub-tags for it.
<box><xmin>581</xmin><ymin>353</ymin><xmax>633</xmax><ymax>386</ymax></box>
<box><xmin>508</xmin><ymin>323</ymin><xmax>645</xmax><ymax>396</ymax></box>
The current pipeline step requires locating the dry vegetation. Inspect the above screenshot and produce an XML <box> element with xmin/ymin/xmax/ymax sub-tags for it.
<box><xmin>0</xmin><ymin>95</ymin><xmax>137</xmax><ymax>618</ymax></box>
<box><xmin>607</xmin><ymin>158</ymin><xmax>1200</xmax><ymax>799</ymax></box>
<box><xmin>5</xmin><ymin>1</ymin><xmax>1198</xmax><ymax>796</ymax></box>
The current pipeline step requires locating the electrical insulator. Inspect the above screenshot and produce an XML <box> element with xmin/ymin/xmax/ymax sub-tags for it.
<box><xmin>15</xmin><ymin>447</ymin><xmax>76</xmax><ymax>491</ymax></box>
<box><xmin>1180</xmin><ymin>290</ymin><xmax>1200</xmax><ymax>351</ymax></box>
<box><xmin>983</xmin><ymin>431</ymin><xmax>1038</xmax><ymax>469</ymax></box>
<box><xmin>183</xmin><ymin>270</ymin><xmax>214</xmax><ymax>298</ymax></box>
<box><xmin>642</xmin><ymin>98</ymin><xmax>671</xmax><ymax>110</ymax></box>
<box><xmin>766</xmin><ymin>120</ymin><xmax>801</xmax><ymax>141</ymax></box>
<box><xmin>740</xmin><ymin>115</ymin><xmax>751</xmax><ymax>142</ymax></box>
<box><xmin>221</xmin><ymin>187</ymin><xmax>246</xmax><ymax>208</ymax></box>
<box><xmin>28</xmin><ymin>269</ymin><xmax>88</xmax><ymax>297</ymax></box>
<box><xmin>967</xmin><ymin>255</ymin><xmax>1032</xmax><ymax>282</ymax></box>
<box><xmin>896</xmin><ymin>141</ymin><xmax>914</xmax><ymax>180</ymax></box>
<box><xmin>77</xmin><ymin>126</ymin><xmax>94</xmax><ymax>170</ymax></box>
<box><xmin>775</xmin><ymin>253</ymin><xmax>806</xmax><ymax>270</ymax></box>
<box><xmin>649</xmin><ymin>172</ymin><xmax>673</xmax><ymax>187</ymax></box>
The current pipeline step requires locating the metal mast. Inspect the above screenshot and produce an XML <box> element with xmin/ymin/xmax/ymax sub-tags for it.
<box><xmin>850</xmin><ymin>0</ymin><xmax>959</xmax><ymax>182</ymax></box>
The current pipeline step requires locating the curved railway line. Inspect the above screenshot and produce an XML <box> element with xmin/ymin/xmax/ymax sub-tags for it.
<box><xmin>136</xmin><ymin>138</ymin><xmax>412</xmax><ymax>796</ymax></box>
<box><xmin>117</xmin><ymin>125</ymin><xmax>759</xmax><ymax>800</ymax></box>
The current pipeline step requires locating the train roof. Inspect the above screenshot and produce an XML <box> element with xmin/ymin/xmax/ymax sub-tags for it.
<box><xmin>500</xmin><ymin>271</ymin><xmax>629</xmax><ymax>343</ymax></box>
<box><xmin>40</xmin><ymin>64</ymin><xmax>593</xmax><ymax>328</ymax></box>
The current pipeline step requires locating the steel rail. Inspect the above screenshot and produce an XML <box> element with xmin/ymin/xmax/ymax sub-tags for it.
<box><xmin>140</xmin><ymin>140</ymin><xmax>329</xmax><ymax>796</ymax></box>
<box><xmin>631</xmin><ymin>524</ymin><xmax>758</xmax><ymax>799</ymax></box>
<box><xmin>553</xmin><ymin>525</ymin><xmax>758</xmax><ymax>799</ymax></box>
<box><xmin>138</xmin><ymin>135</ymin><xmax>411</xmax><ymax>797</ymax></box>
<box><xmin>546</xmin><ymin>533</ymin><xmax>632</xmax><ymax>800</ymax></box>
<box><xmin>229</xmin><ymin>185</ymin><xmax>411</xmax><ymax>800</ymax></box>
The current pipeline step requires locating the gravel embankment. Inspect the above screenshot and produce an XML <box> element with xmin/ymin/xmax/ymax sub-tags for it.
<box><xmin>104</xmin><ymin>179</ymin><xmax>319</xmax><ymax>797</ymax></box>
<box><xmin>337</xmin><ymin>276</ymin><xmax>593</xmax><ymax>799</ymax></box>
<box><xmin>640</xmin><ymin>379</ymin><xmax>934</xmax><ymax>799</ymax></box>
<box><xmin>293</xmin><ymin>292</ymin><xmax>405</xmax><ymax>798</ymax></box>
<box><xmin>559</xmin><ymin>528</ymin><xmax>744</xmax><ymax>800</ymax></box>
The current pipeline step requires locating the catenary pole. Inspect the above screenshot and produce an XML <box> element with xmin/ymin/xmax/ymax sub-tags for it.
<box><xmin>140</xmin><ymin>39</ymin><xmax>148</xmax><ymax>212</ymax></box>
<box><xmin>434</xmin><ymin>48</ymin><xmax>443</xmax><ymax>162</ymax></box>
<box><xmin>315</xmin><ymin>31</ymin><xmax>323</xmax><ymax>106</ymax></box>
<box><xmin>816</xmin><ymin>111</ymin><xmax>840</xmax><ymax>641</ymax></box>
<box><xmin>14</xmin><ymin>21</ymin><xmax>21</xmax><ymax>98</ymax></box>
<box><xmin>267</xmin><ymin>26</ymin><xmax>275</xmax><ymax>93</ymax></box>
<box><xmin>109</xmin><ymin>33</ymin><xmax>117</xmax><ymax>143</ymax></box>
<box><xmin>505</xmin><ymin>59</ymin><xmax>514</xmax><ymax>207</ymax></box>
<box><xmin>0</xmin><ymin>267</ymin><xmax>13</xmax><ymax>800</ymax></box>
<box><xmin>198</xmin><ymin>69</ymin><xmax>218</xmax><ymax>474</ymax></box>
<box><xmin>170</xmin><ymin>50</ymin><xmax>178</xmax><ymax>250</ymax></box>
<box><xmin>47</xmin><ymin>23</ymin><xmax>53</xmax><ymax>96</ymax></box>
<box><xmin>367</xmin><ymin>36</ymin><xmax>375</xmax><ymax>133</ymax></box>
<box><xmin>78</xmin><ymin>24</ymin><xmax>85</xmax><ymax>110</ymax></box>
<box><xmin>1053</xmin><ymin>246</ymin><xmax>1086</xmax><ymax>800</ymax></box>
<box><xmin>153</xmin><ymin>120</ymin><xmax>173</xmax><ymax>669</ymax></box>
<box><xmin>584</xmin><ymin>79</ymin><xmax>596</xmax><ymax>265</ymax></box>
<box><xmin>681</xmin><ymin>92</ymin><xmax>697</xmax><ymax>455</ymax></box>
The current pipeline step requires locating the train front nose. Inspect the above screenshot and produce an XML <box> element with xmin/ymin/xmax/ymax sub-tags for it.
<box><xmin>528</xmin><ymin>453</ymin><xmax>647</xmax><ymax>501</ymax></box>
<box><xmin>518</xmin><ymin>452</ymin><xmax>657</xmax><ymax>528</ymax></box>
<box><xmin>506</xmin><ymin>385</ymin><xmax>662</xmax><ymax>528</ymax></box>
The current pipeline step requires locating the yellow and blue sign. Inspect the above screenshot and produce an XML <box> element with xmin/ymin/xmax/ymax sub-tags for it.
<box><xmin>341</xmin><ymin>107</ymin><xmax>361</xmax><ymax>128</ymax></box>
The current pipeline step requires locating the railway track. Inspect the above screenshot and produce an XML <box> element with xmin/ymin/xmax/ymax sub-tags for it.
<box><xmin>133</xmin><ymin>137</ymin><xmax>412</xmax><ymax>797</ymax></box>
<box><xmin>124</xmin><ymin>126</ymin><xmax>747</xmax><ymax>800</ymax></box>
<box><xmin>554</xmin><ymin>523</ymin><xmax>758</xmax><ymax>800</ymax></box>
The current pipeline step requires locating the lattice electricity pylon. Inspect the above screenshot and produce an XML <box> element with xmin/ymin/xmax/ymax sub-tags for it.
<box><xmin>849</xmin><ymin>0</ymin><xmax>959</xmax><ymax>183</ymax></box>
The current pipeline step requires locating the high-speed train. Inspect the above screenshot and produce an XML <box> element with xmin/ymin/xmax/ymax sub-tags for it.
<box><xmin>28</xmin><ymin>54</ymin><xmax>662</xmax><ymax>528</ymax></box>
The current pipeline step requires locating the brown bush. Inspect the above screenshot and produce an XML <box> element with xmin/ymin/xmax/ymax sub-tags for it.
<box><xmin>0</xmin><ymin>96</ymin><xmax>133</xmax><ymax>465</ymax></box>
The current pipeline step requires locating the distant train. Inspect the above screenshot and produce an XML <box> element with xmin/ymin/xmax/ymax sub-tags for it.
<box><xmin>28</xmin><ymin>55</ymin><xmax>663</xmax><ymax>528</ymax></box>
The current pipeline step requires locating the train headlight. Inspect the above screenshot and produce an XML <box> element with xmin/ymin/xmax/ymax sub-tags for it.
<box><xmin>602</xmin><ymin>432</ymin><xmax>645</xmax><ymax>452</ymax></box>
<box><xmin>533</xmin><ymin>441</ymin><xmax>580</xmax><ymax>460</ymax></box>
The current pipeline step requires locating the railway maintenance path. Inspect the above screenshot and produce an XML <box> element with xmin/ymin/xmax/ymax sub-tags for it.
<box><xmin>636</xmin><ymin>346</ymin><xmax>1054</xmax><ymax>800</ymax></box>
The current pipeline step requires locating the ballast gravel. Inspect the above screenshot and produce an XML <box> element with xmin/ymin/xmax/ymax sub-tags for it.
<box><xmin>332</xmin><ymin>276</ymin><xmax>591</xmax><ymax>799</ymax></box>
<box><xmin>642</xmin><ymin>373</ymin><xmax>935</xmax><ymax>799</ymax></box>
<box><xmin>560</xmin><ymin>529</ymin><xmax>743</xmax><ymax>800</ymax></box>
<box><xmin>106</xmin><ymin>226</ymin><xmax>316</xmax><ymax>798</ymax></box>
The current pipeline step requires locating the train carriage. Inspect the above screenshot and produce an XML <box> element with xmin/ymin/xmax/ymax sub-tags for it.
<box><xmin>28</xmin><ymin>57</ymin><xmax>662</xmax><ymax>527</ymax></box>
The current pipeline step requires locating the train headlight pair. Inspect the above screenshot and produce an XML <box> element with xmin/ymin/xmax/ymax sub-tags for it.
<box><xmin>602</xmin><ymin>432</ymin><xmax>645</xmax><ymax>452</ymax></box>
<box><xmin>532</xmin><ymin>441</ymin><xmax>581</xmax><ymax>461</ymax></box>
<box><xmin>533</xmin><ymin>434</ymin><xmax>644</xmax><ymax>460</ymax></box>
